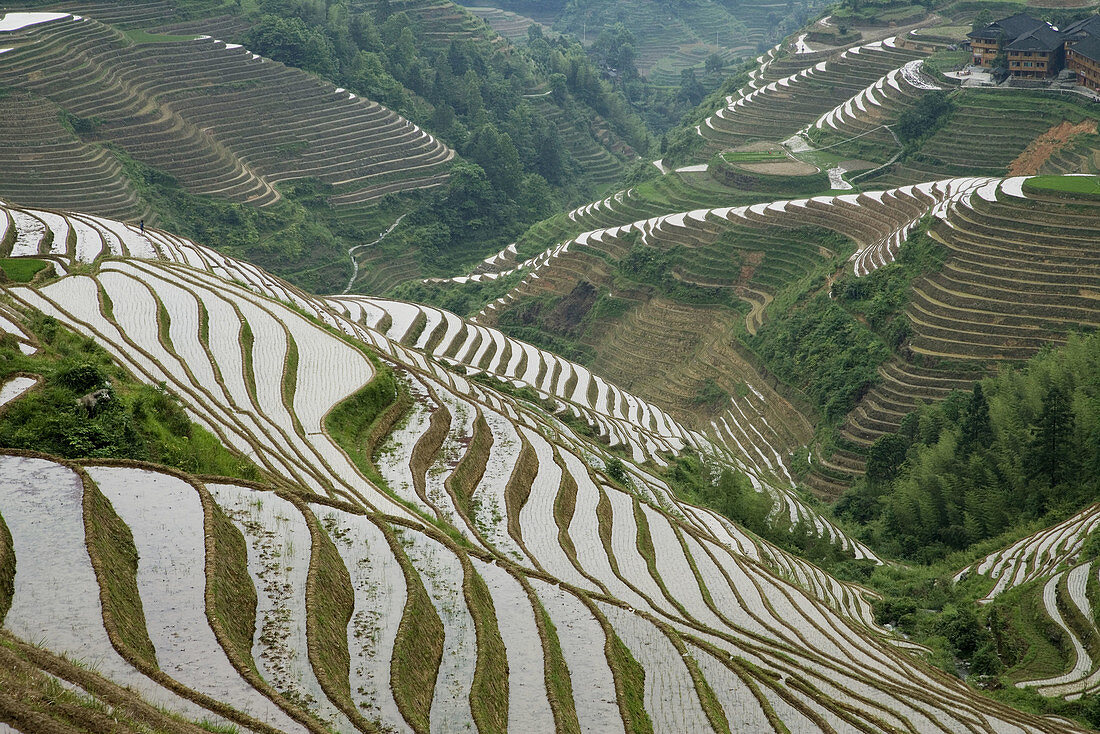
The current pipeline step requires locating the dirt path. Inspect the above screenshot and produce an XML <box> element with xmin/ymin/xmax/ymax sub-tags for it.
<box><xmin>1008</xmin><ymin>120</ymin><xmax>1097</xmax><ymax>175</ymax></box>
<box><xmin>343</xmin><ymin>212</ymin><xmax>408</xmax><ymax>294</ymax></box>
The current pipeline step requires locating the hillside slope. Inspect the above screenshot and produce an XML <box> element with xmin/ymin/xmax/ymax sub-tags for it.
<box><xmin>0</xmin><ymin>202</ymin><xmax>1087</xmax><ymax>732</ymax></box>
<box><xmin>0</xmin><ymin>12</ymin><xmax>453</xmax><ymax>218</ymax></box>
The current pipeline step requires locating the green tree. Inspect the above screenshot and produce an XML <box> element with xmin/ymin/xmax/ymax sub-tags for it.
<box><xmin>244</xmin><ymin>14</ymin><xmax>338</xmax><ymax>77</ymax></box>
<box><xmin>958</xmin><ymin>383</ymin><xmax>993</xmax><ymax>455</ymax></box>
<box><xmin>866</xmin><ymin>432</ymin><xmax>909</xmax><ymax>485</ymax></box>
<box><xmin>1028</xmin><ymin>383</ymin><xmax>1076</xmax><ymax>489</ymax></box>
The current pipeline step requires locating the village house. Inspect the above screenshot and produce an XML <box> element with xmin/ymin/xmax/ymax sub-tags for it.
<box><xmin>968</xmin><ymin>12</ymin><xmax>1100</xmax><ymax>84</ymax></box>
<box><xmin>967</xmin><ymin>13</ymin><xmax>1051</xmax><ymax>69</ymax></box>
<box><xmin>1006</xmin><ymin>25</ymin><xmax>1064</xmax><ymax>78</ymax></box>
<box><xmin>1063</xmin><ymin>16</ymin><xmax>1100</xmax><ymax>90</ymax></box>
<box><xmin>1066</xmin><ymin>35</ymin><xmax>1100</xmax><ymax>90</ymax></box>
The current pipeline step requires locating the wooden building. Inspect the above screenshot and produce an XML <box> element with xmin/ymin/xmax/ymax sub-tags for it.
<box><xmin>967</xmin><ymin>13</ymin><xmax>1049</xmax><ymax>69</ymax></box>
<box><xmin>1005</xmin><ymin>25</ymin><xmax>1065</xmax><ymax>78</ymax></box>
<box><xmin>1067</xmin><ymin>35</ymin><xmax>1100</xmax><ymax>90</ymax></box>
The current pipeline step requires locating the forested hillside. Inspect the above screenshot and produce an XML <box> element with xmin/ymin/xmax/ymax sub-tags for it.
<box><xmin>0</xmin><ymin>0</ymin><xmax>658</xmax><ymax>293</ymax></box>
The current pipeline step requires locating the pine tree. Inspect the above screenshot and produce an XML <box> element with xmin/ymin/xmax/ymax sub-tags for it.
<box><xmin>1028</xmin><ymin>384</ymin><xmax>1075</xmax><ymax>489</ymax></box>
<box><xmin>959</xmin><ymin>383</ymin><xmax>993</xmax><ymax>456</ymax></box>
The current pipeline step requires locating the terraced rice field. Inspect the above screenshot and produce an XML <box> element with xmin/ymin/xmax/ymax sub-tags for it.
<box><xmin>834</xmin><ymin>175</ymin><xmax>1100</xmax><ymax>464</ymax></box>
<box><xmin>0</xmin><ymin>202</ymin><xmax>1087</xmax><ymax>731</ymax></box>
<box><xmin>957</xmin><ymin>503</ymin><xmax>1100</xmax><ymax>602</ymax></box>
<box><xmin>956</xmin><ymin>507</ymin><xmax>1100</xmax><ymax>700</ymax></box>
<box><xmin>697</xmin><ymin>37</ymin><xmax>927</xmax><ymax>151</ymax></box>
<box><xmin>804</xmin><ymin>59</ymin><xmax>941</xmax><ymax>163</ymax></box>
<box><xmin>1015</xmin><ymin>565</ymin><xmax>1100</xmax><ymax>699</ymax></box>
<box><xmin>462</xmin><ymin>5</ymin><xmax>545</xmax><ymax>43</ymax></box>
<box><xmin>474</xmin><ymin>177</ymin><xmax>988</xmax><ymax>444</ymax></box>
<box><xmin>0</xmin><ymin>12</ymin><xmax>452</xmax><ymax>217</ymax></box>
<box><xmin>878</xmin><ymin>91</ymin><xmax>1100</xmax><ymax>185</ymax></box>
<box><xmin>466</xmin><ymin>167</ymin><xmax>1098</xmax><ymax>493</ymax></box>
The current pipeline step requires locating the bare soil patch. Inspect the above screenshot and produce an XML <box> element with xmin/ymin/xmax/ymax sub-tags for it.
<box><xmin>735</xmin><ymin>158</ymin><xmax>819</xmax><ymax>175</ymax></box>
<box><xmin>1008</xmin><ymin>120</ymin><xmax>1097</xmax><ymax>175</ymax></box>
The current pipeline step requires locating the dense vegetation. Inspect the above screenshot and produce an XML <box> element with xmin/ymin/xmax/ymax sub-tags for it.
<box><xmin>663</xmin><ymin>451</ymin><xmax>864</xmax><ymax>566</ymax></box>
<box><xmin>235</xmin><ymin>0</ymin><xmax>660</xmax><ymax>282</ymax></box>
<box><xmin>0</xmin><ymin>312</ymin><xmax>259</xmax><ymax>481</ymax></box>
<box><xmin>835</xmin><ymin>331</ymin><xmax>1100</xmax><ymax>562</ymax></box>
<box><xmin>113</xmin><ymin>151</ymin><xmax>353</xmax><ymax>292</ymax></box>
<box><xmin>867</xmin><ymin>559</ymin><xmax>1100</xmax><ymax>728</ymax></box>
<box><xmin>748</xmin><ymin>290</ymin><xmax>889</xmax><ymax>424</ymax></box>
<box><xmin>895</xmin><ymin>90</ymin><xmax>955</xmax><ymax>147</ymax></box>
<box><xmin>831</xmin><ymin>223</ymin><xmax>946</xmax><ymax>349</ymax></box>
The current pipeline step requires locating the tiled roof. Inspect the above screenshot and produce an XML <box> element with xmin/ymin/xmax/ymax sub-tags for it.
<box><xmin>968</xmin><ymin>12</ymin><xmax>1046</xmax><ymax>41</ymax></box>
<box><xmin>1069</xmin><ymin>33</ymin><xmax>1100</xmax><ymax>63</ymax></box>
<box><xmin>1006</xmin><ymin>25</ymin><xmax>1064</xmax><ymax>52</ymax></box>
<box><xmin>1061</xmin><ymin>15</ymin><xmax>1100</xmax><ymax>41</ymax></box>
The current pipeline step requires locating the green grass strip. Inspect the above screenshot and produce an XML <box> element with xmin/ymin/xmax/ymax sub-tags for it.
<box><xmin>1024</xmin><ymin>174</ymin><xmax>1100</xmax><ymax>198</ymax></box>
<box><xmin>384</xmin><ymin>526</ymin><xmax>444</xmax><ymax>734</ymax></box>
<box><xmin>632</xmin><ymin>498</ymin><xmax>691</xmax><ymax>619</ymax></box>
<box><xmin>82</xmin><ymin>474</ymin><xmax>158</xmax><ymax>668</ymax></box>
<box><xmin>464</xmin><ymin>562</ymin><xmax>509</xmax><ymax>734</ymax></box>
<box><xmin>0</xmin><ymin>512</ymin><xmax>13</xmax><ymax>624</ymax></box>
<box><xmin>504</xmin><ymin>439</ymin><xmax>538</xmax><ymax>550</ymax></box>
<box><xmin>660</xmin><ymin>626</ymin><xmax>730</xmax><ymax>733</ymax></box>
<box><xmin>401</xmin><ymin>309</ymin><xmax>428</xmax><ymax>346</ymax></box>
<box><xmin>324</xmin><ymin>363</ymin><xmax>407</xmax><ymax>482</ymax></box>
<box><xmin>98</xmin><ymin>284</ymin><xmax>115</xmax><ymax>321</ymax></box>
<box><xmin>198</xmin><ymin>483</ymin><xmax>328</xmax><ymax>733</ymax></box>
<box><xmin>410</xmin><ymin>403</ymin><xmax>450</xmax><ymax>509</ymax></box>
<box><xmin>529</xmin><ymin>593</ymin><xmax>581</xmax><ymax>734</ymax></box>
<box><xmin>281</xmin><ymin>333</ymin><xmax>304</xmax><ymax>436</ymax></box>
<box><xmin>0</xmin><ymin>258</ymin><xmax>49</xmax><ymax>284</ymax></box>
<box><xmin>156</xmin><ymin>297</ymin><xmax>172</xmax><ymax>351</ymax></box>
<box><xmin>299</xmin><ymin>501</ymin><xmax>377</xmax><ymax>732</ymax></box>
<box><xmin>448</xmin><ymin>410</ymin><xmax>493</xmax><ymax>514</ymax></box>
<box><xmin>551</xmin><ymin>451</ymin><xmax>584</xmax><ymax>573</ymax></box>
<box><xmin>605</xmin><ymin>626</ymin><xmax>653</xmax><ymax>734</ymax></box>
<box><xmin>205</xmin><ymin>499</ymin><xmax>258</xmax><ymax>671</ymax></box>
<box><xmin>239</xmin><ymin>319</ymin><xmax>258</xmax><ymax>405</ymax></box>
<box><xmin>0</xmin><ymin>632</ymin><xmax>198</xmax><ymax>734</ymax></box>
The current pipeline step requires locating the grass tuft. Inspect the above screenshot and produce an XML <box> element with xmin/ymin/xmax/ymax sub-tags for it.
<box><xmin>465</xmin><ymin>565</ymin><xmax>509</xmax><ymax>733</ymax></box>
<box><xmin>385</xmin><ymin>526</ymin><xmax>444</xmax><ymax>734</ymax></box>
<box><xmin>82</xmin><ymin>474</ymin><xmax>158</xmax><ymax>668</ymax></box>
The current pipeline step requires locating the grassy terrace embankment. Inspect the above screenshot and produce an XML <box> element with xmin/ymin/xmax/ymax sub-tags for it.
<box><xmin>877</xmin><ymin>91</ymin><xmax>1100</xmax><ymax>185</ymax></box>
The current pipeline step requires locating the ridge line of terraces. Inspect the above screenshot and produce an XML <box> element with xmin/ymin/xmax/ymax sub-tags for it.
<box><xmin>459</xmin><ymin>176</ymin><xmax>1001</xmax><ymax>320</ymax></box>
<box><xmin>805</xmin><ymin>58</ymin><xmax>940</xmax><ymax>136</ymax></box>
